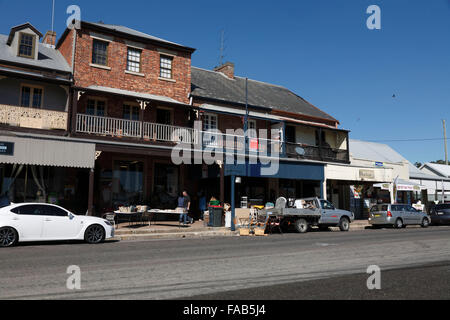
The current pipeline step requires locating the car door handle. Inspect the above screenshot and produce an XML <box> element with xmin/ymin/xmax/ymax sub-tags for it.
<box><xmin>12</xmin><ymin>217</ymin><xmax>19</xmax><ymax>221</ymax></box>
<box><xmin>44</xmin><ymin>218</ymin><xmax>52</xmax><ymax>222</ymax></box>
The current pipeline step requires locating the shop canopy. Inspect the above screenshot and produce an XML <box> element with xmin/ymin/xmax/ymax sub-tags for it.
<box><xmin>374</xmin><ymin>179</ymin><xmax>426</xmax><ymax>192</ymax></box>
<box><xmin>0</xmin><ymin>135</ymin><xmax>95</xmax><ymax>169</ymax></box>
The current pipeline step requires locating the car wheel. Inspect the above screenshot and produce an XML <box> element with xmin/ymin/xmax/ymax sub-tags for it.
<box><xmin>394</xmin><ymin>219</ymin><xmax>404</xmax><ymax>229</ymax></box>
<box><xmin>84</xmin><ymin>224</ymin><xmax>105</xmax><ymax>244</ymax></box>
<box><xmin>339</xmin><ymin>218</ymin><xmax>350</xmax><ymax>232</ymax></box>
<box><xmin>0</xmin><ymin>227</ymin><xmax>18</xmax><ymax>248</ymax></box>
<box><xmin>421</xmin><ymin>218</ymin><xmax>430</xmax><ymax>228</ymax></box>
<box><xmin>294</xmin><ymin>219</ymin><xmax>309</xmax><ymax>234</ymax></box>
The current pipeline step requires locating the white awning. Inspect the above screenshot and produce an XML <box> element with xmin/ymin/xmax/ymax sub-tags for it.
<box><xmin>0</xmin><ymin>135</ymin><xmax>95</xmax><ymax>169</ymax></box>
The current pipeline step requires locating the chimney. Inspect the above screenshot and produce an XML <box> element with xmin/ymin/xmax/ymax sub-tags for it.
<box><xmin>214</xmin><ymin>62</ymin><xmax>234</xmax><ymax>79</ymax></box>
<box><xmin>42</xmin><ymin>31</ymin><xmax>56</xmax><ymax>48</ymax></box>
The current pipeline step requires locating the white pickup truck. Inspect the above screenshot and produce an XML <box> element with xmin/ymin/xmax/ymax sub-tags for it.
<box><xmin>261</xmin><ymin>197</ymin><xmax>355</xmax><ymax>234</ymax></box>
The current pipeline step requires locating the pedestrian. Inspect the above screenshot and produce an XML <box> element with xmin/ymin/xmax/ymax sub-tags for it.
<box><xmin>178</xmin><ymin>191</ymin><xmax>192</xmax><ymax>225</ymax></box>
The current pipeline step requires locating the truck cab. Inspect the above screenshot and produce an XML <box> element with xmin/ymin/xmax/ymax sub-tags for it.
<box><xmin>317</xmin><ymin>199</ymin><xmax>355</xmax><ymax>231</ymax></box>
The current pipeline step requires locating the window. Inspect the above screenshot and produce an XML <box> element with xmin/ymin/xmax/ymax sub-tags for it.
<box><xmin>92</xmin><ymin>40</ymin><xmax>109</xmax><ymax>66</ymax></box>
<box><xmin>321</xmin><ymin>200</ymin><xmax>335</xmax><ymax>210</ymax></box>
<box><xmin>203</xmin><ymin>114</ymin><xmax>218</xmax><ymax>131</ymax></box>
<box><xmin>160</xmin><ymin>55</ymin><xmax>173</xmax><ymax>79</ymax></box>
<box><xmin>86</xmin><ymin>99</ymin><xmax>106</xmax><ymax>117</ymax></box>
<box><xmin>18</xmin><ymin>33</ymin><xmax>35</xmax><ymax>58</ymax></box>
<box><xmin>20</xmin><ymin>85</ymin><xmax>43</xmax><ymax>108</ymax></box>
<box><xmin>156</xmin><ymin>108</ymin><xmax>172</xmax><ymax>125</ymax></box>
<box><xmin>44</xmin><ymin>206</ymin><xmax>68</xmax><ymax>217</ymax></box>
<box><xmin>127</xmin><ymin>48</ymin><xmax>142</xmax><ymax>73</ymax></box>
<box><xmin>12</xmin><ymin>205</ymin><xmax>45</xmax><ymax>216</ymax></box>
<box><xmin>286</xmin><ymin>126</ymin><xmax>296</xmax><ymax>144</ymax></box>
<box><xmin>248</xmin><ymin>120</ymin><xmax>257</xmax><ymax>138</ymax></box>
<box><xmin>123</xmin><ymin>104</ymin><xmax>140</xmax><ymax>121</ymax></box>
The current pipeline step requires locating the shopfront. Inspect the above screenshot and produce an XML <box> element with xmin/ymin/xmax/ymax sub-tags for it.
<box><xmin>0</xmin><ymin>134</ymin><xmax>96</xmax><ymax>214</ymax></box>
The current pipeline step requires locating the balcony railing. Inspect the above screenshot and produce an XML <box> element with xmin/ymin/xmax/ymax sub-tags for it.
<box><xmin>76</xmin><ymin>114</ymin><xmax>349</xmax><ymax>163</ymax></box>
<box><xmin>0</xmin><ymin>104</ymin><xmax>67</xmax><ymax>130</ymax></box>
<box><xmin>76</xmin><ymin>114</ymin><xmax>198</xmax><ymax>143</ymax></box>
<box><xmin>285</xmin><ymin>142</ymin><xmax>349</xmax><ymax>163</ymax></box>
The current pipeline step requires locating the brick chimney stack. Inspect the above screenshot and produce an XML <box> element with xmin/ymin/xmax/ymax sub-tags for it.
<box><xmin>214</xmin><ymin>62</ymin><xmax>234</xmax><ymax>79</ymax></box>
<box><xmin>42</xmin><ymin>31</ymin><xmax>56</xmax><ymax>48</ymax></box>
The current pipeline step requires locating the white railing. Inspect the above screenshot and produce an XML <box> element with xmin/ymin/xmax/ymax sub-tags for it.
<box><xmin>143</xmin><ymin>122</ymin><xmax>198</xmax><ymax>144</ymax></box>
<box><xmin>77</xmin><ymin>114</ymin><xmax>142</xmax><ymax>137</ymax></box>
<box><xmin>77</xmin><ymin>114</ymin><xmax>198</xmax><ymax>143</ymax></box>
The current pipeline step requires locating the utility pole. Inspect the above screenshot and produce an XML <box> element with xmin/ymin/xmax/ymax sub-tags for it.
<box><xmin>444</xmin><ymin>120</ymin><xmax>448</xmax><ymax>166</ymax></box>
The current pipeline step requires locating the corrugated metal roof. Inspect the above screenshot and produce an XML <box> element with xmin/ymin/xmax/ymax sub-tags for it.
<box><xmin>84</xmin><ymin>21</ymin><xmax>195</xmax><ymax>51</ymax></box>
<box><xmin>0</xmin><ymin>135</ymin><xmax>95</xmax><ymax>168</ymax></box>
<box><xmin>0</xmin><ymin>34</ymin><xmax>71</xmax><ymax>73</ymax></box>
<box><xmin>350</xmin><ymin>139</ymin><xmax>450</xmax><ymax>181</ymax></box>
<box><xmin>422</xmin><ymin>163</ymin><xmax>450</xmax><ymax>178</ymax></box>
<box><xmin>84</xmin><ymin>85</ymin><xmax>187</xmax><ymax>105</ymax></box>
<box><xmin>191</xmin><ymin>67</ymin><xmax>338</xmax><ymax>122</ymax></box>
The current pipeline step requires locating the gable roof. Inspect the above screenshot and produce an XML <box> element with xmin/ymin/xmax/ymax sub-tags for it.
<box><xmin>421</xmin><ymin>163</ymin><xmax>450</xmax><ymax>178</ymax></box>
<box><xmin>190</xmin><ymin>67</ymin><xmax>338</xmax><ymax>123</ymax></box>
<box><xmin>350</xmin><ymin>139</ymin><xmax>450</xmax><ymax>181</ymax></box>
<box><xmin>7</xmin><ymin>22</ymin><xmax>43</xmax><ymax>45</ymax></box>
<box><xmin>0</xmin><ymin>34</ymin><xmax>71</xmax><ymax>73</ymax></box>
<box><xmin>57</xmin><ymin>21</ymin><xmax>195</xmax><ymax>53</ymax></box>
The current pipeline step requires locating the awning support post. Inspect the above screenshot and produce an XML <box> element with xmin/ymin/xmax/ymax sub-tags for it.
<box><xmin>88</xmin><ymin>168</ymin><xmax>94</xmax><ymax>216</ymax></box>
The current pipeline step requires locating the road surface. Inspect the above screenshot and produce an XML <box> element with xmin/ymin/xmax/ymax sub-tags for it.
<box><xmin>0</xmin><ymin>226</ymin><xmax>449</xmax><ymax>299</ymax></box>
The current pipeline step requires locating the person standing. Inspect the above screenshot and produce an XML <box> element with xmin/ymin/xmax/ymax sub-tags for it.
<box><xmin>198</xmin><ymin>192</ymin><xmax>206</xmax><ymax>221</ymax></box>
<box><xmin>179</xmin><ymin>191</ymin><xmax>192</xmax><ymax>225</ymax></box>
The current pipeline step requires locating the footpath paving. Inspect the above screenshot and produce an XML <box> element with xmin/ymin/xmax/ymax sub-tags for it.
<box><xmin>113</xmin><ymin>220</ymin><xmax>377</xmax><ymax>241</ymax></box>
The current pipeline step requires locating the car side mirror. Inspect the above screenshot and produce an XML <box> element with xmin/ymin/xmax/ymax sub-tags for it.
<box><xmin>69</xmin><ymin>213</ymin><xmax>75</xmax><ymax>220</ymax></box>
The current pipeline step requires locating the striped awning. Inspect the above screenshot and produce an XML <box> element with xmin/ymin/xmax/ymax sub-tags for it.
<box><xmin>0</xmin><ymin>135</ymin><xmax>95</xmax><ymax>169</ymax></box>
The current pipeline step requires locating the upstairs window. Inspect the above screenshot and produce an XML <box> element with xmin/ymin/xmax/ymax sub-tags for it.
<box><xmin>160</xmin><ymin>55</ymin><xmax>173</xmax><ymax>79</ymax></box>
<box><xmin>123</xmin><ymin>104</ymin><xmax>140</xmax><ymax>121</ymax></box>
<box><xmin>18</xmin><ymin>33</ymin><xmax>35</xmax><ymax>59</ymax></box>
<box><xmin>127</xmin><ymin>48</ymin><xmax>142</xmax><ymax>73</ymax></box>
<box><xmin>92</xmin><ymin>40</ymin><xmax>109</xmax><ymax>66</ymax></box>
<box><xmin>20</xmin><ymin>85</ymin><xmax>43</xmax><ymax>108</ymax></box>
<box><xmin>86</xmin><ymin>99</ymin><xmax>106</xmax><ymax>117</ymax></box>
<box><xmin>156</xmin><ymin>108</ymin><xmax>173</xmax><ymax>125</ymax></box>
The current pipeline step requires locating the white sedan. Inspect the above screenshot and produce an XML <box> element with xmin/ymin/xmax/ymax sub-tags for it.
<box><xmin>0</xmin><ymin>203</ymin><xmax>115</xmax><ymax>247</ymax></box>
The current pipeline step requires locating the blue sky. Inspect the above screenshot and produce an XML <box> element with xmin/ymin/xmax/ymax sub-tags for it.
<box><xmin>1</xmin><ymin>0</ymin><xmax>449</xmax><ymax>164</ymax></box>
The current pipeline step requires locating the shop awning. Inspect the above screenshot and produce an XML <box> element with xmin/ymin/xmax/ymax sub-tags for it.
<box><xmin>0</xmin><ymin>135</ymin><xmax>95</xmax><ymax>169</ymax></box>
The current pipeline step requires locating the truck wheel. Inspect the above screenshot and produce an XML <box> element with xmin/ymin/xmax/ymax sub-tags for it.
<box><xmin>339</xmin><ymin>217</ymin><xmax>350</xmax><ymax>232</ymax></box>
<box><xmin>294</xmin><ymin>219</ymin><xmax>309</xmax><ymax>234</ymax></box>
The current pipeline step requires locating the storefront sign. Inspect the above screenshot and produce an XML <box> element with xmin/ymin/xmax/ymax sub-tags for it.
<box><xmin>359</xmin><ymin>169</ymin><xmax>375</xmax><ymax>180</ymax></box>
<box><xmin>0</xmin><ymin>142</ymin><xmax>14</xmax><ymax>156</ymax></box>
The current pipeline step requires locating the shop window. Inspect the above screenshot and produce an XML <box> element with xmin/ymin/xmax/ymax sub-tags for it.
<box><xmin>112</xmin><ymin>161</ymin><xmax>144</xmax><ymax>206</ymax></box>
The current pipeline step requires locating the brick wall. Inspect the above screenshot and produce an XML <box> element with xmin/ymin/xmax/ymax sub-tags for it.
<box><xmin>62</xmin><ymin>28</ymin><xmax>191</xmax><ymax>104</ymax></box>
<box><xmin>57</xmin><ymin>29</ymin><xmax>74</xmax><ymax>68</ymax></box>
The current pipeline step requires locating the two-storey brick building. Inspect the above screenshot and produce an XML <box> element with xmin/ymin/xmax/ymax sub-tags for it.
<box><xmin>56</xmin><ymin>21</ymin><xmax>199</xmax><ymax>215</ymax></box>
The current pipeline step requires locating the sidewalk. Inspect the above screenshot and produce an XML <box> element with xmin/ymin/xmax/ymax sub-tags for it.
<box><xmin>113</xmin><ymin>221</ymin><xmax>239</xmax><ymax>241</ymax></box>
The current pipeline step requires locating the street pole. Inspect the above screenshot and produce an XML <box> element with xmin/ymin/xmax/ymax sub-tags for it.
<box><xmin>444</xmin><ymin>120</ymin><xmax>448</xmax><ymax>166</ymax></box>
<box><xmin>231</xmin><ymin>175</ymin><xmax>236</xmax><ymax>231</ymax></box>
<box><xmin>244</xmin><ymin>78</ymin><xmax>249</xmax><ymax>178</ymax></box>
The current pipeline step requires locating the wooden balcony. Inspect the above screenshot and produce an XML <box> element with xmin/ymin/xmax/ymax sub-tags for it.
<box><xmin>0</xmin><ymin>104</ymin><xmax>68</xmax><ymax>130</ymax></box>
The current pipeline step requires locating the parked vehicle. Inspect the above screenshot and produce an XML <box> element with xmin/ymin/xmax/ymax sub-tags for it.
<box><xmin>0</xmin><ymin>203</ymin><xmax>115</xmax><ymax>247</ymax></box>
<box><xmin>429</xmin><ymin>204</ymin><xmax>450</xmax><ymax>225</ymax></box>
<box><xmin>261</xmin><ymin>197</ymin><xmax>354</xmax><ymax>234</ymax></box>
<box><xmin>368</xmin><ymin>204</ymin><xmax>430</xmax><ymax>229</ymax></box>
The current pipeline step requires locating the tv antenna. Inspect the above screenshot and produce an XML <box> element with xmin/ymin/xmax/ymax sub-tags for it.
<box><xmin>219</xmin><ymin>30</ymin><xmax>226</xmax><ymax>66</ymax></box>
<box><xmin>51</xmin><ymin>0</ymin><xmax>55</xmax><ymax>32</ymax></box>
